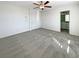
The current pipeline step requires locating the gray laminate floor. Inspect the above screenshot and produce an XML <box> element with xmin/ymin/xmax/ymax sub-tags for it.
<box><xmin>0</xmin><ymin>28</ymin><xmax>79</xmax><ymax>58</ymax></box>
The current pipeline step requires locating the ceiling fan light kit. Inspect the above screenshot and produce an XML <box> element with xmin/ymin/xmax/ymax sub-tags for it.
<box><xmin>40</xmin><ymin>5</ymin><xmax>44</xmax><ymax>9</ymax></box>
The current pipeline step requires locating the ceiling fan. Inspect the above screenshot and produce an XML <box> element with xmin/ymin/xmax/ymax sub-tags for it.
<box><xmin>33</xmin><ymin>1</ymin><xmax>52</xmax><ymax>10</ymax></box>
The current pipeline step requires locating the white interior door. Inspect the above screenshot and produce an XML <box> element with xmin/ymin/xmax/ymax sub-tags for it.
<box><xmin>29</xmin><ymin>8</ymin><xmax>40</xmax><ymax>31</ymax></box>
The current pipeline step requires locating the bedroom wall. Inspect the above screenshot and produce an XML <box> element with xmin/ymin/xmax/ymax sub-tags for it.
<box><xmin>41</xmin><ymin>2</ymin><xmax>79</xmax><ymax>36</ymax></box>
<box><xmin>0</xmin><ymin>4</ymin><xmax>40</xmax><ymax>38</ymax></box>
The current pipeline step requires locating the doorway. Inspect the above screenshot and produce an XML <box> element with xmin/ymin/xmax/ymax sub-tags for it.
<box><xmin>60</xmin><ymin>11</ymin><xmax>70</xmax><ymax>33</ymax></box>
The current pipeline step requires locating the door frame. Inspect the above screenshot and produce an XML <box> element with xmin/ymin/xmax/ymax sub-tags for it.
<box><xmin>60</xmin><ymin>10</ymin><xmax>70</xmax><ymax>33</ymax></box>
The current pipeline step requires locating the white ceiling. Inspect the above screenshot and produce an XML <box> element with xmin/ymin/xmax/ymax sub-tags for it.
<box><xmin>0</xmin><ymin>1</ymin><xmax>78</xmax><ymax>10</ymax></box>
<box><xmin>0</xmin><ymin>1</ymin><xmax>33</xmax><ymax>7</ymax></box>
<box><xmin>0</xmin><ymin>1</ymin><xmax>77</xmax><ymax>6</ymax></box>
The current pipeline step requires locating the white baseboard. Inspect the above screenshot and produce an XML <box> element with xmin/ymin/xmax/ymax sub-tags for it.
<box><xmin>41</xmin><ymin>25</ymin><xmax>60</xmax><ymax>32</ymax></box>
<box><xmin>0</xmin><ymin>26</ymin><xmax>40</xmax><ymax>39</ymax></box>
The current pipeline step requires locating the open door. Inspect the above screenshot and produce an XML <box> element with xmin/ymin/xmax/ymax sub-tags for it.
<box><xmin>60</xmin><ymin>11</ymin><xmax>70</xmax><ymax>33</ymax></box>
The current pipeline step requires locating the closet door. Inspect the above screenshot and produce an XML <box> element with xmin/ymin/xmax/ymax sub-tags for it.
<box><xmin>29</xmin><ymin>8</ymin><xmax>40</xmax><ymax>30</ymax></box>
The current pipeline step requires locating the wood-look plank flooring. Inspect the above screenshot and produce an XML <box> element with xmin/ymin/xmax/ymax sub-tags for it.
<box><xmin>0</xmin><ymin>28</ymin><xmax>79</xmax><ymax>58</ymax></box>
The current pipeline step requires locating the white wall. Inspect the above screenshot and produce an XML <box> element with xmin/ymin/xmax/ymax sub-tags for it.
<box><xmin>41</xmin><ymin>2</ymin><xmax>79</xmax><ymax>36</ymax></box>
<box><xmin>0</xmin><ymin>4</ymin><xmax>40</xmax><ymax>38</ymax></box>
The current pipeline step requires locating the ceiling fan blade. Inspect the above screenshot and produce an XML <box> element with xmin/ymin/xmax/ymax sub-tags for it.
<box><xmin>45</xmin><ymin>6</ymin><xmax>52</xmax><ymax>8</ymax></box>
<box><xmin>33</xmin><ymin>3</ymin><xmax>39</xmax><ymax>6</ymax></box>
<box><xmin>40</xmin><ymin>1</ymin><xmax>43</xmax><ymax>5</ymax></box>
<box><xmin>40</xmin><ymin>1</ymin><xmax>43</xmax><ymax>4</ymax></box>
<box><xmin>44</xmin><ymin>1</ymin><xmax>49</xmax><ymax>5</ymax></box>
<box><xmin>40</xmin><ymin>1</ymin><xmax>42</xmax><ymax>3</ymax></box>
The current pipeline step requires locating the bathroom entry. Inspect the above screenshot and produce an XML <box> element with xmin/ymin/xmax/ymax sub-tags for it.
<box><xmin>60</xmin><ymin>11</ymin><xmax>70</xmax><ymax>33</ymax></box>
